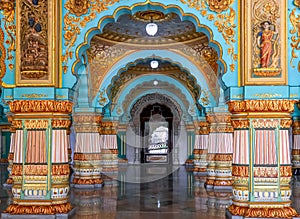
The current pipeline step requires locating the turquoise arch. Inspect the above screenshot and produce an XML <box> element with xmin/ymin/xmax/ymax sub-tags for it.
<box><xmin>111</xmin><ymin>77</ymin><xmax>195</xmax><ymax>118</ymax></box>
<box><xmin>91</xmin><ymin>50</ymin><xmax>218</xmax><ymax>108</ymax></box>
<box><xmin>62</xmin><ymin>0</ymin><xmax>238</xmax><ymax>89</ymax></box>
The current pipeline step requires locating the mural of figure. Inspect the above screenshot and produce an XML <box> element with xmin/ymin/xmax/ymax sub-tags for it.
<box><xmin>256</xmin><ymin>21</ymin><xmax>278</xmax><ymax>68</ymax></box>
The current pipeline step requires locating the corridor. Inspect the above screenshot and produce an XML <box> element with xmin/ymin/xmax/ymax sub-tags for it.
<box><xmin>0</xmin><ymin>164</ymin><xmax>299</xmax><ymax>219</ymax></box>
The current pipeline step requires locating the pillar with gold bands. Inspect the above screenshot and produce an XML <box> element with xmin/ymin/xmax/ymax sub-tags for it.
<box><xmin>193</xmin><ymin>120</ymin><xmax>209</xmax><ymax>177</ymax></box>
<box><xmin>4</xmin><ymin>100</ymin><xmax>73</xmax><ymax>215</ymax></box>
<box><xmin>99</xmin><ymin>120</ymin><xmax>119</xmax><ymax>185</ymax></box>
<box><xmin>292</xmin><ymin>103</ymin><xmax>300</xmax><ymax>175</ymax></box>
<box><xmin>72</xmin><ymin>112</ymin><xmax>103</xmax><ymax>187</ymax></box>
<box><xmin>227</xmin><ymin>99</ymin><xmax>298</xmax><ymax>218</ymax></box>
<box><xmin>206</xmin><ymin>112</ymin><xmax>233</xmax><ymax>189</ymax></box>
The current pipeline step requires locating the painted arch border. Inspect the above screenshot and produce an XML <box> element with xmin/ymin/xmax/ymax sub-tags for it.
<box><xmin>64</xmin><ymin>0</ymin><xmax>233</xmax><ymax>88</ymax></box>
<box><xmin>91</xmin><ymin>50</ymin><xmax>218</xmax><ymax>108</ymax></box>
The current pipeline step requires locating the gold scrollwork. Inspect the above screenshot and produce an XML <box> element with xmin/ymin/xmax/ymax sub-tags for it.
<box><xmin>0</xmin><ymin>25</ymin><xmax>5</xmax><ymax>80</ymax></box>
<box><xmin>9</xmin><ymin>100</ymin><xmax>73</xmax><ymax>113</ymax></box>
<box><xmin>0</xmin><ymin>0</ymin><xmax>15</xmax><ymax>71</ymax></box>
<box><xmin>99</xmin><ymin>121</ymin><xmax>118</xmax><ymax>135</ymax></box>
<box><xmin>180</xmin><ymin>0</ymin><xmax>237</xmax><ymax>71</ymax></box>
<box><xmin>73</xmin><ymin>114</ymin><xmax>102</xmax><ymax>124</ymax></box>
<box><xmin>62</xmin><ymin>0</ymin><xmax>120</xmax><ymax>72</ymax></box>
<box><xmin>64</xmin><ymin>0</ymin><xmax>90</xmax><ymax>17</ymax></box>
<box><xmin>5</xmin><ymin>203</ymin><xmax>72</xmax><ymax>215</ymax></box>
<box><xmin>289</xmin><ymin>8</ymin><xmax>300</xmax><ymax>71</ymax></box>
<box><xmin>24</xmin><ymin>120</ymin><xmax>48</xmax><ymax>129</ymax></box>
<box><xmin>295</xmin><ymin>0</ymin><xmax>300</xmax><ymax>8</ymax></box>
<box><xmin>52</xmin><ymin>119</ymin><xmax>72</xmax><ymax>129</ymax></box>
<box><xmin>228</xmin><ymin>205</ymin><xmax>298</xmax><ymax>218</ymax></box>
<box><xmin>231</xmin><ymin>119</ymin><xmax>250</xmax><ymax>129</ymax></box>
<box><xmin>228</xmin><ymin>100</ymin><xmax>296</xmax><ymax>114</ymax></box>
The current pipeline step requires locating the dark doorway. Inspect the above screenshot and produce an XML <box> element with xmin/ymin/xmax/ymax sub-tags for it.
<box><xmin>140</xmin><ymin>103</ymin><xmax>173</xmax><ymax>163</ymax></box>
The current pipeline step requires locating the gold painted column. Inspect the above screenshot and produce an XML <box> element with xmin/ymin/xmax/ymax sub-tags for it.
<box><xmin>99</xmin><ymin>121</ymin><xmax>119</xmax><ymax>185</ymax></box>
<box><xmin>193</xmin><ymin>121</ymin><xmax>209</xmax><ymax>175</ymax></box>
<box><xmin>292</xmin><ymin>116</ymin><xmax>300</xmax><ymax>175</ymax></box>
<box><xmin>206</xmin><ymin>113</ymin><xmax>233</xmax><ymax>189</ymax></box>
<box><xmin>4</xmin><ymin>117</ymin><xmax>15</xmax><ymax>186</ymax></box>
<box><xmin>227</xmin><ymin>100</ymin><xmax>298</xmax><ymax>218</ymax></box>
<box><xmin>4</xmin><ymin>100</ymin><xmax>73</xmax><ymax>215</ymax></box>
<box><xmin>72</xmin><ymin>113</ymin><xmax>103</xmax><ymax>187</ymax></box>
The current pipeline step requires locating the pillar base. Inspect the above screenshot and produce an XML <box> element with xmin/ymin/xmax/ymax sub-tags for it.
<box><xmin>2</xmin><ymin>207</ymin><xmax>76</xmax><ymax>219</ymax></box>
<box><xmin>227</xmin><ymin>205</ymin><xmax>299</xmax><ymax>218</ymax></box>
<box><xmin>4</xmin><ymin>203</ymin><xmax>73</xmax><ymax>215</ymax></box>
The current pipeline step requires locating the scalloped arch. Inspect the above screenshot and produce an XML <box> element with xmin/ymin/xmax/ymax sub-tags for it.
<box><xmin>71</xmin><ymin>1</ymin><xmax>227</xmax><ymax>78</ymax></box>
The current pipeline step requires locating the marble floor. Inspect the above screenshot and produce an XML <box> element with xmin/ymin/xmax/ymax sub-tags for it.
<box><xmin>0</xmin><ymin>164</ymin><xmax>300</xmax><ymax>219</ymax></box>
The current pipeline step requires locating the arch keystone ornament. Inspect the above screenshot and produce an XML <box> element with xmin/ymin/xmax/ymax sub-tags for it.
<box><xmin>227</xmin><ymin>99</ymin><xmax>299</xmax><ymax>218</ymax></box>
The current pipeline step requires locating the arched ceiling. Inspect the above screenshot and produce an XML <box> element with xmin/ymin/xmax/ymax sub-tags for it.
<box><xmin>107</xmin><ymin>58</ymin><xmax>201</xmax><ymax>104</ymax></box>
<box><xmin>99</xmin><ymin>12</ymin><xmax>207</xmax><ymax>45</ymax></box>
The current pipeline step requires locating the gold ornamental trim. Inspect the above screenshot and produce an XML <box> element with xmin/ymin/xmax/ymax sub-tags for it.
<box><xmin>280</xmin><ymin>166</ymin><xmax>292</xmax><ymax>177</ymax></box>
<box><xmin>99</xmin><ymin>121</ymin><xmax>118</xmax><ymax>135</ymax></box>
<box><xmin>231</xmin><ymin>120</ymin><xmax>250</xmax><ymax>129</ymax></box>
<box><xmin>232</xmin><ymin>166</ymin><xmax>249</xmax><ymax>177</ymax></box>
<box><xmin>72</xmin><ymin>178</ymin><xmax>103</xmax><ymax>185</ymax></box>
<box><xmin>293</xmin><ymin>121</ymin><xmax>300</xmax><ymax>134</ymax></box>
<box><xmin>215</xmin><ymin>154</ymin><xmax>233</xmax><ymax>161</ymax></box>
<box><xmin>72</xmin><ymin>114</ymin><xmax>102</xmax><ymax>124</ymax></box>
<box><xmin>11</xmin><ymin>120</ymin><xmax>22</xmax><ymax>129</ymax></box>
<box><xmin>74</xmin><ymin>126</ymin><xmax>99</xmax><ymax>133</ymax></box>
<box><xmin>9</xmin><ymin>100</ymin><xmax>73</xmax><ymax>114</ymax></box>
<box><xmin>280</xmin><ymin>119</ymin><xmax>292</xmax><ymax>128</ymax></box>
<box><xmin>24</xmin><ymin>165</ymin><xmax>47</xmax><ymax>176</ymax></box>
<box><xmin>73</xmin><ymin>153</ymin><xmax>102</xmax><ymax>161</ymax></box>
<box><xmin>193</xmin><ymin>149</ymin><xmax>208</xmax><ymax>155</ymax></box>
<box><xmin>52</xmin><ymin>164</ymin><xmax>70</xmax><ymax>176</ymax></box>
<box><xmin>214</xmin><ymin>179</ymin><xmax>233</xmax><ymax>186</ymax></box>
<box><xmin>228</xmin><ymin>100</ymin><xmax>296</xmax><ymax>114</ymax></box>
<box><xmin>228</xmin><ymin>205</ymin><xmax>298</xmax><ymax>218</ymax></box>
<box><xmin>292</xmin><ymin>149</ymin><xmax>300</xmax><ymax>155</ymax></box>
<box><xmin>24</xmin><ymin>120</ymin><xmax>49</xmax><ymax>129</ymax></box>
<box><xmin>11</xmin><ymin>164</ymin><xmax>22</xmax><ymax>176</ymax></box>
<box><xmin>209</xmin><ymin>126</ymin><xmax>234</xmax><ymax>133</ymax></box>
<box><xmin>206</xmin><ymin>114</ymin><xmax>231</xmax><ymax>123</ymax></box>
<box><xmin>5</xmin><ymin>202</ymin><xmax>72</xmax><ymax>215</ymax></box>
<box><xmin>52</xmin><ymin>119</ymin><xmax>72</xmax><ymax>129</ymax></box>
<box><xmin>289</xmin><ymin>7</ymin><xmax>300</xmax><ymax>71</ymax></box>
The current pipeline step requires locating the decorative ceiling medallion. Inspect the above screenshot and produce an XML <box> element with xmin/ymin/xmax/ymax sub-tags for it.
<box><xmin>133</xmin><ymin>10</ymin><xmax>173</xmax><ymax>22</ymax></box>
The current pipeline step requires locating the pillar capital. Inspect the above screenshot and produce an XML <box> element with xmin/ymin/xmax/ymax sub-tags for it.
<box><xmin>72</xmin><ymin>112</ymin><xmax>102</xmax><ymax>133</ymax></box>
<box><xmin>228</xmin><ymin>99</ymin><xmax>296</xmax><ymax>115</ymax></box>
<box><xmin>99</xmin><ymin>121</ymin><xmax>119</xmax><ymax>135</ymax></box>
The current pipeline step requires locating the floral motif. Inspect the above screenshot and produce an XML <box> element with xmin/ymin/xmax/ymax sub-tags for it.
<box><xmin>289</xmin><ymin>8</ymin><xmax>300</xmax><ymax>71</ymax></box>
<box><xmin>180</xmin><ymin>0</ymin><xmax>237</xmax><ymax>72</ymax></box>
<box><xmin>207</xmin><ymin>0</ymin><xmax>234</xmax><ymax>13</ymax></box>
<box><xmin>63</xmin><ymin>0</ymin><xmax>120</xmax><ymax>72</ymax></box>
<box><xmin>0</xmin><ymin>0</ymin><xmax>15</xmax><ymax>71</ymax></box>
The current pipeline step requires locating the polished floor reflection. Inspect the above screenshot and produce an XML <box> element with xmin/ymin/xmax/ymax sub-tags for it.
<box><xmin>1</xmin><ymin>164</ymin><xmax>300</xmax><ymax>219</ymax></box>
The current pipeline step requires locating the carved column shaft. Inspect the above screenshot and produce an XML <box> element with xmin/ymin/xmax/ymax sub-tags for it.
<box><xmin>227</xmin><ymin>100</ymin><xmax>298</xmax><ymax>218</ymax></box>
<box><xmin>206</xmin><ymin>113</ymin><xmax>233</xmax><ymax>189</ymax></box>
<box><xmin>193</xmin><ymin>120</ymin><xmax>209</xmax><ymax>174</ymax></box>
<box><xmin>292</xmin><ymin>118</ymin><xmax>300</xmax><ymax>175</ymax></box>
<box><xmin>5</xmin><ymin>100</ymin><xmax>73</xmax><ymax>215</ymax></box>
<box><xmin>99</xmin><ymin>120</ymin><xmax>119</xmax><ymax>185</ymax></box>
<box><xmin>72</xmin><ymin>113</ymin><xmax>103</xmax><ymax>187</ymax></box>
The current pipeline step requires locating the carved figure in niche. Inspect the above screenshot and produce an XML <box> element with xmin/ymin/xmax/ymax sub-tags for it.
<box><xmin>256</xmin><ymin>21</ymin><xmax>278</xmax><ymax>68</ymax></box>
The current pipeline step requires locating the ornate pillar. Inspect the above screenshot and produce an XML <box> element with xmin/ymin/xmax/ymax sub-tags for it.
<box><xmin>4</xmin><ymin>117</ymin><xmax>15</xmax><ymax>186</ymax></box>
<box><xmin>206</xmin><ymin>112</ymin><xmax>233</xmax><ymax>189</ymax></box>
<box><xmin>118</xmin><ymin>124</ymin><xmax>128</xmax><ymax>164</ymax></box>
<box><xmin>292</xmin><ymin>107</ymin><xmax>300</xmax><ymax>175</ymax></box>
<box><xmin>227</xmin><ymin>100</ymin><xmax>298</xmax><ymax>218</ymax></box>
<box><xmin>72</xmin><ymin>113</ymin><xmax>103</xmax><ymax>187</ymax></box>
<box><xmin>193</xmin><ymin>120</ymin><xmax>209</xmax><ymax>175</ymax></box>
<box><xmin>185</xmin><ymin>123</ymin><xmax>195</xmax><ymax>165</ymax></box>
<box><xmin>99</xmin><ymin>120</ymin><xmax>119</xmax><ymax>185</ymax></box>
<box><xmin>4</xmin><ymin>100</ymin><xmax>73</xmax><ymax>216</ymax></box>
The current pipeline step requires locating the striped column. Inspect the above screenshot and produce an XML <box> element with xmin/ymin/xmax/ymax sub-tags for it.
<box><xmin>99</xmin><ymin>120</ymin><xmax>119</xmax><ymax>185</ymax></box>
<box><xmin>72</xmin><ymin>113</ymin><xmax>103</xmax><ymax>187</ymax></box>
<box><xmin>4</xmin><ymin>100</ymin><xmax>73</xmax><ymax>215</ymax></box>
<box><xmin>193</xmin><ymin>121</ymin><xmax>209</xmax><ymax>175</ymax></box>
<box><xmin>5</xmin><ymin>117</ymin><xmax>15</xmax><ymax>186</ymax></box>
<box><xmin>292</xmin><ymin>119</ymin><xmax>300</xmax><ymax>175</ymax></box>
<box><xmin>227</xmin><ymin>100</ymin><xmax>298</xmax><ymax>218</ymax></box>
<box><xmin>206</xmin><ymin>113</ymin><xmax>233</xmax><ymax>189</ymax></box>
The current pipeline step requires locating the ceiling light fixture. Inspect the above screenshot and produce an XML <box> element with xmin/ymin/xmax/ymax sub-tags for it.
<box><xmin>146</xmin><ymin>22</ymin><xmax>158</xmax><ymax>36</ymax></box>
<box><xmin>150</xmin><ymin>60</ymin><xmax>159</xmax><ymax>69</ymax></box>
